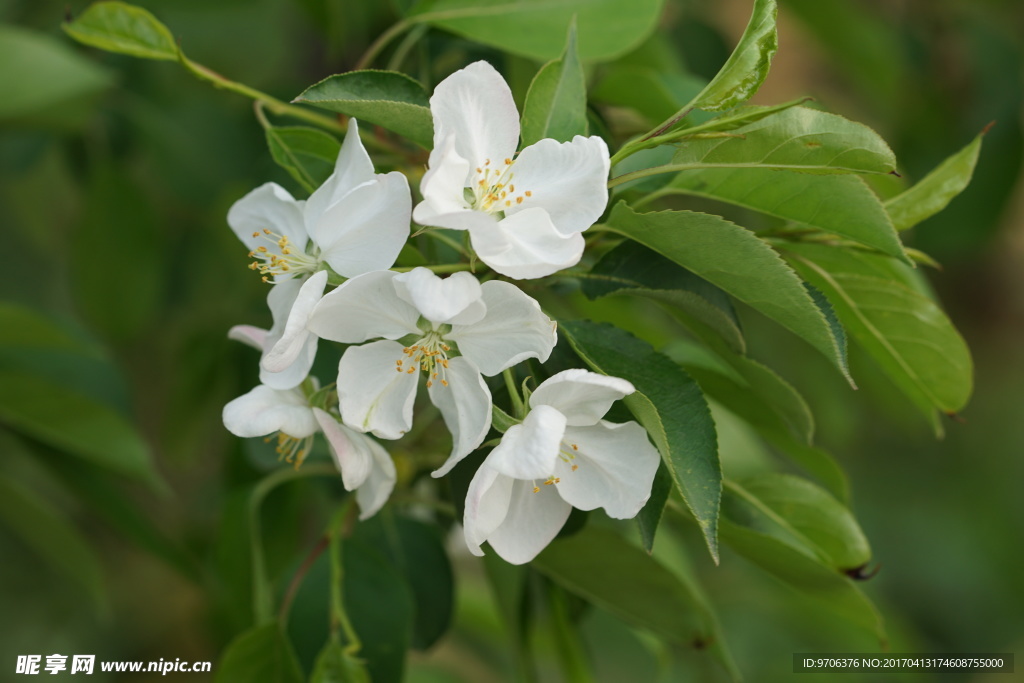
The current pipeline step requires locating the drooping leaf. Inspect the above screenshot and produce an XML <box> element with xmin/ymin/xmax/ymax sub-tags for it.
<box><xmin>885</xmin><ymin>131</ymin><xmax>984</xmax><ymax>231</ymax></box>
<box><xmin>62</xmin><ymin>1</ymin><xmax>179</xmax><ymax>61</ymax></box>
<box><xmin>295</xmin><ymin>71</ymin><xmax>433</xmax><ymax>148</ymax></box>
<box><xmin>214</xmin><ymin>621</ymin><xmax>304</xmax><ymax>683</ymax></box>
<box><xmin>605</xmin><ymin>203</ymin><xmax>851</xmax><ymax>382</ymax></box>
<box><xmin>783</xmin><ymin>242</ymin><xmax>973</xmax><ymax>418</ymax></box>
<box><xmin>520</xmin><ymin>21</ymin><xmax>587</xmax><ymax>146</ymax></box>
<box><xmin>718</xmin><ymin>517</ymin><xmax>885</xmax><ymax>642</ymax></box>
<box><xmin>560</xmin><ymin>320</ymin><xmax>720</xmax><ymax>561</ymax></box>
<box><xmin>0</xmin><ymin>370</ymin><xmax>160</xmax><ymax>486</ymax></box>
<box><xmin>0</xmin><ymin>303</ymin><xmax>104</xmax><ymax>358</ymax></box>
<box><xmin>735</xmin><ymin>475</ymin><xmax>870</xmax><ymax>570</ymax></box>
<box><xmin>354</xmin><ymin>515</ymin><xmax>453</xmax><ymax>650</ymax></box>
<box><xmin>342</xmin><ymin>539</ymin><xmax>414</xmax><ymax>683</ymax></box>
<box><xmin>685</xmin><ymin>0</ymin><xmax>777</xmax><ymax>113</ymax></box>
<box><xmin>671</xmin><ymin>106</ymin><xmax>896</xmax><ymax>174</ymax></box>
<box><xmin>0</xmin><ymin>473</ymin><xmax>105</xmax><ymax>610</ymax></box>
<box><xmin>265</xmin><ymin>126</ymin><xmax>341</xmax><ymax>193</ymax></box>
<box><xmin>406</xmin><ymin>0</ymin><xmax>664</xmax><ymax>62</ymax></box>
<box><xmin>583</xmin><ymin>239</ymin><xmax>746</xmax><ymax>355</ymax></box>
<box><xmin>657</xmin><ymin>168</ymin><xmax>909</xmax><ymax>263</ymax></box>
<box><xmin>0</xmin><ymin>26</ymin><xmax>111</xmax><ymax>120</ymax></box>
<box><xmin>533</xmin><ymin>525</ymin><xmax>709</xmax><ymax>644</ymax></box>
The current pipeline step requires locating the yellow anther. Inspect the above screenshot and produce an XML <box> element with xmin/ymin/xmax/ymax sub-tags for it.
<box><xmin>505</xmin><ymin>200</ymin><xmax>511</xmax><ymax>207</ymax></box>
<box><xmin>262</xmin><ymin>276</ymin><xmax>269</xmax><ymax>283</ymax></box>
<box><xmin>396</xmin><ymin>360</ymin><xmax>403</xmax><ymax>366</ymax></box>
<box><xmin>426</xmin><ymin>381</ymin><xmax>433</xmax><ymax>388</ymax></box>
<box><xmin>395</xmin><ymin>367</ymin><xmax>402</xmax><ymax>373</ymax></box>
<box><xmin>504</xmin><ymin>158</ymin><xmax>512</xmax><ymax>165</ymax></box>
<box><xmin>485</xmin><ymin>159</ymin><xmax>491</xmax><ymax>165</ymax></box>
<box><xmin>257</xmin><ymin>246</ymin><xmax>268</xmax><ymax>252</ymax></box>
<box><xmin>441</xmin><ymin>379</ymin><xmax>448</xmax><ymax>387</ymax></box>
<box><xmin>533</xmin><ymin>486</ymin><xmax>540</xmax><ymax>493</ymax></box>
<box><xmin>572</xmin><ymin>465</ymin><xmax>578</xmax><ymax>471</ymax></box>
<box><xmin>509</xmin><ymin>184</ymin><xmax>515</xmax><ymax>192</ymax></box>
<box><xmin>525</xmin><ymin>190</ymin><xmax>532</xmax><ymax>197</ymax></box>
<box><xmin>407</xmin><ymin>367</ymin><xmax>416</xmax><ymax>374</ymax></box>
<box><xmin>252</xmin><ymin>231</ymin><xmax>260</xmax><ymax>238</ymax></box>
<box><xmin>571</xmin><ymin>444</ymin><xmax>578</xmax><ymax>451</ymax></box>
<box><xmin>476</xmin><ymin>167</ymin><xmax>482</xmax><ymax>173</ymax></box>
<box><xmin>516</xmin><ymin>196</ymin><xmax>524</xmax><ymax>204</ymax></box>
<box><xmin>263</xmin><ymin>228</ymin><xmax>272</xmax><ymax>234</ymax></box>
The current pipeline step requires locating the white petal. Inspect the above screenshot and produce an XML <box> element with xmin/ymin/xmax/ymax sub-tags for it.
<box><xmin>447</xmin><ymin>281</ymin><xmax>556</xmax><ymax>376</ymax></box>
<box><xmin>468</xmin><ymin>207</ymin><xmax>585</xmax><ymax>280</ymax></box>
<box><xmin>314</xmin><ymin>408</ymin><xmax>396</xmax><ymax>519</ymax></box>
<box><xmin>430</xmin><ymin>61</ymin><xmax>519</xmax><ymax>169</ymax></box>
<box><xmin>337</xmin><ymin>340</ymin><xmax>418</xmax><ymax>440</ymax></box>
<box><xmin>228</xmin><ymin>324</ymin><xmax>267</xmax><ymax>351</ymax></box>
<box><xmin>505</xmin><ymin>136</ymin><xmax>610</xmax><ymax>236</ymax></box>
<box><xmin>529</xmin><ymin>369</ymin><xmax>635</xmax><ymax>426</ymax></box>
<box><xmin>223</xmin><ymin>385</ymin><xmax>316</xmax><ymax>438</ymax></box>
<box><xmin>555</xmin><ymin>421</ymin><xmax>660</xmax><ymax>519</ymax></box>
<box><xmin>308</xmin><ymin>271</ymin><xmax>421</xmax><ymax>343</ymax></box>
<box><xmin>314</xmin><ymin>172</ymin><xmax>411</xmax><ymax>277</ymax></box>
<box><xmin>414</xmin><ymin>134</ymin><xmax>472</xmax><ymax>227</ymax></box>
<box><xmin>463</xmin><ymin>462</ymin><xmax>513</xmax><ymax>556</ymax></box>
<box><xmin>227</xmin><ymin>183</ymin><xmax>308</xmax><ymax>255</ymax></box>
<box><xmin>262</xmin><ymin>270</ymin><xmax>327</xmax><ymax>373</ymax></box>
<box><xmin>486</xmin><ymin>478</ymin><xmax>572</xmax><ymax>565</ymax></box>
<box><xmin>428</xmin><ymin>356</ymin><xmax>492</xmax><ymax>477</ymax></box>
<box><xmin>486</xmin><ymin>404</ymin><xmax>566</xmax><ymax>480</ymax></box>
<box><xmin>415</xmin><ymin>204</ymin><xmax>500</xmax><ymax>234</ymax></box>
<box><xmin>393</xmin><ymin>268</ymin><xmax>485</xmax><ymax>325</ymax></box>
<box><xmin>260</xmin><ymin>280</ymin><xmax>315</xmax><ymax>390</ymax></box>
<box><xmin>304</xmin><ymin>118</ymin><xmax>376</xmax><ymax>226</ymax></box>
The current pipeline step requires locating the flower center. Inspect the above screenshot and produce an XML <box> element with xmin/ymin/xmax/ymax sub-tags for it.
<box><xmin>396</xmin><ymin>330</ymin><xmax>452</xmax><ymax>388</ymax></box>
<box><xmin>267</xmin><ymin>432</ymin><xmax>314</xmax><ymax>469</ymax></box>
<box><xmin>531</xmin><ymin>442</ymin><xmax>580</xmax><ymax>493</ymax></box>
<box><xmin>470</xmin><ymin>158</ymin><xmax>533</xmax><ymax>215</ymax></box>
<box><xmin>247</xmin><ymin>228</ymin><xmax>319</xmax><ymax>283</ymax></box>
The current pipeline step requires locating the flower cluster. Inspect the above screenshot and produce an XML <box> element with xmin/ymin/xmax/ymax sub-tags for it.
<box><xmin>222</xmin><ymin>61</ymin><xmax>658</xmax><ymax>562</ymax></box>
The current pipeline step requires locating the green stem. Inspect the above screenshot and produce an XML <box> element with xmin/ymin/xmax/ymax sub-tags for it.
<box><xmin>608</xmin><ymin>162</ymin><xmax>729</xmax><ymax>189</ymax></box>
<box><xmin>392</xmin><ymin>262</ymin><xmax>474</xmax><ymax>274</ymax></box>
<box><xmin>503</xmin><ymin>368</ymin><xmax>526</xmax><ymax>419</ymax></box>
<box><xmin>548</xmin><ymin>585</ymin><xmax>593</xmax><ymax>683</ymax></box>
<box><xmin>355</xmin><ymin>19</ymin><xmax>414</xmax><ymax>70</ymax></box>
<box><xmin>329</xmin><ymin>501</ymin><xmax>362</xmax><ymax>654</ymax></box>
<box><xmin>422</xmin><ymin>229</ymin><xmax>471</xmax><ymax>258</ymax></box>
<box><xmin>387</xmin><ymin>24</ymin><xmax>429</xmax><ymax>72</ymax></box>
<box><xmin>277</xmin><ymin>534</ymin><xmax>329</xmax><ymax>628</ymax></box>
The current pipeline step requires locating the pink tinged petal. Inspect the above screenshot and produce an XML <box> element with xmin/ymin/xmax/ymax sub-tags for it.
<box><xmin>428</xmin><ymin>356</ymin><xmax>492</xmax><ymax>477</ymax></box>
<box><xmin>430</xmin><ymin>60</ymin><xmax>519</xmax><ymax>169</ymax></box>
<box><xmin>486</xmin><ymin>404</ymin><xmax>566</xmax><ymax>481</ymax></box>
<box><xmin>308</xmin><ymin>271</ymin><xmax>421</xmax><ymax>343</ymax></box>
<box><xmin>463</xmin><ymin>463</ymin><xmax>513</xmax><ymax>556</ymax></box>
<box><xmin>554</xmin><ymin>421</ymin><xmax>660</xmax><ymax>519</ymax></box>
<box><xmin>228</xmin><ymin>324</ymin><xmax>267</xmax><ymax>351</ymax></box>
<box><xmin>304</xmin><ymin>118</ymin><xmax>376</xmax><ymax>226</ymax></box>
<box><xmin>223</xmin><ymin>385</ymin><xmax>317</xmax><ymax>438</ymax></box>
<box><xmin>447</xmin><ymin>281</ymin><xmax>556</xmax><ymax>376</ymax></box>
<box><xmin>414</xmin><ymin>135</ymin><xmax>472</xmax><ymax>227</ymax></box>
<box><xmin>228</xmin><ymin>182</ymin><xmax>308</xmax><ymax>253</ymax></box>
<box><xmin>504</xmin><ymin>136</ymin><xmax>611</xmax><ymax>236</ymax></box>
<box><xmin>529</xmin><ymin>369</ymin><xmax>635</xmax><ymax>426</ymax></box>
<box><xmin>486</xmin><ymin>478</ymin><xmax>572</xmax><ymax>565</ymax></box>
<box><xmin>468</xmin><ymin>208</ymin><xmax>585</xmax><ymax>280</ymax></box>
<box><xmin>314</xmin><ymin>172</ymin><xmax>412</xmax><ymax>277</ymax></box>
<box><xmin>314</xmin><ymin>408</ymin><xmax>396</xmax><ymax>519</ymax></box>
<box><xmin>393</xmin><ymin>268</ymin><xmax>486</xmax><ymax>326</ymax></box>
<box><xmin>262</xmin><ymin>271</ymin><xmax>327</xmax><ymax>373</ymax></box>
<box><xmin>337</xmin><ymin>340</ymin><xmax>418</xmax><ymax>440</ymax></box>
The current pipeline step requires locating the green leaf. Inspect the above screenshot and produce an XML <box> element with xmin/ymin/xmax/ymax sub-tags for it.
<box><xmin>783</xmin><ymin>242</ymin><xmax>973</xmax><ymax>416</ymax></box>
<box><xmin>592</xmin><ymin>67</ymin><xmax>706</xmax><ymax>125</ymax></box>
<box><xmin>62</xmin><ymin>1</ymin><xmax>179</xmax><ymax>61</ymax></box>
<box><xmin>658</xmin><ymin>168</ymin><xmax>909</xmax><ymax>263</ymax></box>
<box><xmin>0</xmin><ymin>25</ymin><xmax>111</xmax><ymax>120</ymax></box>
<box><xmin>719</xmin><ymin>516</ymin><xmax>885</xmax><ymax>642</ymax></box>
<box><xmin>560</xmin><ymin>320</ymin><xmax>721</xmax><ymax>561</ymax></box>
<box><xmin>0</xmin><ymin>474</ymin><xmax>105</xmax><ymax>610</ymax></box>
<box><xmin>0</xmin><ymin>303</ymin><xmax>104</xmax><ymax>358</ymax></box>
<box><xmin>686</xmin><ymin>0</ymin><xmax>777</xmax><ymax>112</ymax></box>
<box><xmin>520</xmin><ymin>21</ymin><xmax>587</xmax><ymax>146</ymax></box>
<box><xmin>605</xmin><ymin>203</ymin><xmax>851</xmax><ymax>381</ymax></box>
<box><xmin>636</xmin><ymin>463</ymin><xmax>672</xmax><ymax>551</ymax></box>
<box><xmin>583</xmin><ymin>239</ymin><xmax>746</xmax><ymax>355</ymax></box>
<box><xmin>214</xmin><ymin>622</ymin><xmax>304</xmax><ymax>683</ymax></box>
<box><xmin>0</xmin><ymin>370</ymin><xmax>160</xmax><ymax>486</ymax></box>
<box><xmin>735</xmin><ymin>474</ymin><xmax>870</xmax><ymax>570</ymax></box>
<box><xmin>295</xmin><ymin>71</ymin><xmax>433</xmax><ymax>149</ymax></box>
<box><xmin>310</xmin><ymin>641</ymin><xmax>371</xmax><ymax>683</ymax></box>
<box><xmin>533</xmin><ymin>525</ymin><xmax>709</xmax><ymax>644</ymax></box>
<box><xmin>265</xmin><ymin>126</ymin><xmax>341</xmax><ymax>193</ymax></box>
<box><xmin>407</xmin><ymin>0</ymin><xmax>664</xmax><ymax>62</ymax></box>
<box><xmin>342</xmin><ymin>539</ymin><xmax>414</xmax><ymax>683</ymax></box>
<box><xmin>671</xmin><ymin>106</ymin><xmax>896</xmax><ymax>174</ymax></box>
<box><xmin>354</xmin><ymin>515</ymin><xmax>453</xmax><ymax>650</ymax></box>
<box><xmin>885</xmin><ymin>131</ymin><xmax>984</xmax><ymax>231</ymax></box>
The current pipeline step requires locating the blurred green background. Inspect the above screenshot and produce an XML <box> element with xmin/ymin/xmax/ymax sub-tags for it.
<box><xmin>0</xmin><ymin>0</ymin><xmax>1021</xmax><ymax>680</ymax></box>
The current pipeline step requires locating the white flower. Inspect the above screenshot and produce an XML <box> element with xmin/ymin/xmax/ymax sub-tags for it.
<box><xmin>307</xmin><ymin>266</ymin><xmax>557</xmax><ymax>477</ymax></box>
<box><xmin>412</xmin><ymin>61</ymin><xmax>610</xmax><ymax>280</ymax></box>
<box><xmin>226</xmin><ymin>119</ymin><xmax>412</xmax><ymax>386</ymax></box>
<box><xmin>463</xmin><ymin>369</ymin><xmax>660</xmax><ymax>565</ymax></box>
<box><xmin>222</xmin><ymin>381</ymin><xmax>396</xmax><ymax>520</ymax></box>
